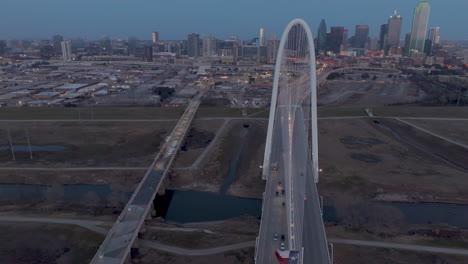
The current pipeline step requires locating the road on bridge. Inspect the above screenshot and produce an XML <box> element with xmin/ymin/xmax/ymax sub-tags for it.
<box><xmin>90</xmin><ymin>91</ymin><xmax>203</xmax><ymax>264</ymax></box>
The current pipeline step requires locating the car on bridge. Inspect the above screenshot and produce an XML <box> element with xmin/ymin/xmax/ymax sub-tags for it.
<box><xmin>274</xmin><ymin>233</ymin><xmax>278</xmax><ymax>240</ymax></box>
<box><xmin>280</xmin><ymin>242</ymin><xmax>285</xmax><ymax>251</ymax></box>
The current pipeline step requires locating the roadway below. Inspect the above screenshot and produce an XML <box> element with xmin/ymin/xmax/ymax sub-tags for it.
<box><xmin>256</xmin><ymin>105</ymin><xmax>330</xmax><ymax>263</ymax></box>
<box><xmin>256</xmin><ymin>107</ymin><xmax>288</xmax><ymax>263</ymax></box>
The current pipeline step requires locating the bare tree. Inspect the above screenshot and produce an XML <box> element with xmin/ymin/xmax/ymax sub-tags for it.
<box><xmin>340</xmin><ymin>203</ymin><xmax>406</xmax><ymax>236</ymax></box>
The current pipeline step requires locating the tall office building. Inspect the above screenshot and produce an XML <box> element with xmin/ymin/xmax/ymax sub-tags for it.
<box><xmin>259</xmin><ymin>28</ymin><xmax>265</xmax><ymax>46</ymax></box>
<box><xmin>379</xmin><ymin>24</ymin><xmax>388</xmax><ymax>51</ymax></box>
<box><xmin>463</xmin><ymin>50</ymin><xmax>468</xmax><ymax>65</ymax></box>
<box><xmin>428</xmin><ymin>27</ymin><xmax>440</xmax><ymax>44</ymax></box>
<box><xmin>187</xmin><ymin>33</ymin><xmax>200</xmax><ymax>57</ymax></box>
<box><xmin>408</xmin><ymin>1</ymin><xmax>431</xmax><ymax>55</ymax></box>
<box><xmin>386</xmin><ymin>10</ymin><xmax>403</xmax><ymax>52</ymax></box>
<box><xmin>328</xmin><ymin>27</ymin><xmax>345</xmax><ymax>54</ymax></box>
<box><xmin>266</xmin><ymin>35</ymin><xmax>279</xmax><ymax>62</ymax></box>
<box><xmin>317</xmin><ymin>19</ymin><xmax>327</xmax><ymax>53</ymax></box>
<box><xmin>61</xmin><ymin>40</ymin><xmax>72</xmax><ymax>61</ymax></box>
<box><xmin>0</xmin><ymin>40</ymin><xmax>6</xmax><ymax>55</ymax></box>
<box><xmin>144</xmin><ymin>46</ymin><xmax>153</xmax><ymax>62</ymax></box>
<box><xmin>52</xmin><ymin>35</ymin><xmax>63</xmax><ymax>56</ymax></box>
<box><xmin>202</xmin><ymin>35</ymin><xmax>217</xmax><ymax>57</ymax></box>
<box><xmin>369</xmin><ymin>37</ymin><xmax>379</xmax><ymax>51</ymax></box>
<box><xmin>342</xmin><ymin>29</ymin><xmax>349</xmax><ymax>46</ymax></box>
<box><xmin>152</xmin><ymin>32</ymin><xmax>159</xmax><ymax>43</ymax></box>
<box><xmin>353</xmin><ymin>25</ymin><xmax>369</xmax><ymax>49</ymax></box>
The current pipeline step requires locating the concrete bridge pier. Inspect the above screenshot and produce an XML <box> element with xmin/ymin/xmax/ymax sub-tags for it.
<box><xmin>124</xmin><ymin>253</ymin><xmax>133</xmax><ymax>264</ymax></box>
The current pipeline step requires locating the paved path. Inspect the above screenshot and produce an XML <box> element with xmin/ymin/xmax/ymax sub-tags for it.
<box><xmin>1</xmin><ymin>216</ymin><xmax>467</xmax><ymax>256</ymax></box>
<box><xmin>1</xmin><ymin>116</ymin><xmax>466</xmax><ymax>122</ymax></box>
<box><xmin>0</xmin><ymin>119</ymin><xmax>180</xmax><ymax>122</ymax></box>
<box><xmin>139</xmin><ymin>240</ymin><xmax>255</xmax><ymax>256</ymax></box>
<box><xmin>328</xmin><ymin>238</ymin><xmax>468</xmax><ymax>256</ymax></box>
<box><xmin>396</xmin><ymin>118</ymin><xmax>468</xmax><ymax>150</ymax></box>
<box><xmin>146</xmin><ymin>225</ymin><xmax>218</xmax><ymax>234</ymax></box>
<box><xmin>0</xmin><ymin>167</ymin><xmax>147</xmax><ymax>171</ymax></box>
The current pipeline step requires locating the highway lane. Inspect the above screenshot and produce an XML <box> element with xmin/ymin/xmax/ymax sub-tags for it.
<box><xmin>256</xmin><ymin>107</ymin><xmax>288</xmax><ymax>264</ymax></box>
<box><xmin>293</xmin><ymin>108</ymin><xmax>330</xmax><ymax>263</ymax></box>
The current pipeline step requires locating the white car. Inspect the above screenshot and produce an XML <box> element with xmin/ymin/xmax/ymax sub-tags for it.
<box><xmin>280</xmin><ymin>242</ymin><xmax>285</xmax><ymax>251</ymax></box>
<box><xmin>273</xmin><ymin>233</ymin><xmax>278</xmax><ymax>240</ymax></box>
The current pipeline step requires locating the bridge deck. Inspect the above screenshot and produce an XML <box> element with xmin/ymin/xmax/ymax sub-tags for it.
<box><xmin>90</xmin><ymin>93</ymin><xmax>202</xmax><ymax>264</ymax></box>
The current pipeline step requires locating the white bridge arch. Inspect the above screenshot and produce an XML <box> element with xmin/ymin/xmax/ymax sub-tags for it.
<box><xmin>256</xmin><ymin>18</ymin><xmax>330</xmax><ymax>264</ymax></box>
<box><xmin>263</xmin><ymin>18</ymin><xmax>319</xmax><ymax>183</ymax></box>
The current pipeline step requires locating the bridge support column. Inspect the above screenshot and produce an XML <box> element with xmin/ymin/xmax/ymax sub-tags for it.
<box><xmin>328</xmin><ymin>243</ymin><xmax>334</xmax><ymax>264</ymax></box>
<box><xmin>124</xmin><ymin>253</ymin><xmax>133</xmax><ymax>264</ymax></box>
<box><xmin>139</xmin><ymin>223</ymin><xmax>146</xmax><ymax>234</ymax></box>
<box><xmin>146</xmin><ymin>209</ymin><xmax>155</xmax><ymax>220</ymax></box>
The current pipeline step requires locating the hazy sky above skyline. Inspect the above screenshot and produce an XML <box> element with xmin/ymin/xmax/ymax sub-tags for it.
<box><xmin>1</xmin><ymin>0</ymin><xmax>466</xmax><ymax>41</ymax></box>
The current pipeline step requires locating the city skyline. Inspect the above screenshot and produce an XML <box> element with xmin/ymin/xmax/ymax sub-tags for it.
<box><xmin>0</xmin><ymin>0</ymin><xmax>467</xmax><ymax>41</ymax></box>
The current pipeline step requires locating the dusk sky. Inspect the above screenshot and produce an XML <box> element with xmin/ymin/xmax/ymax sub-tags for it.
<box><xmin>1</xmin><ymin>0</ymin><xmax>466</xmax><ymax>41</ymax></box>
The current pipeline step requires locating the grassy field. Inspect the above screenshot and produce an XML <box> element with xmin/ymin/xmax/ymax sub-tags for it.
<box><xmin>333</xmin><ymin>244</ymin><xmax>468</xmax><ymax>264</ymax></box>
<box><xmin>401</xmin><ymin>119</ymin><xmax>468</xmax><ymax>146</ymax></box>
<box><xmin>0</xmin><ymin>222</ymin><xmax>103</xmax><ymax>264</ymax></box>
<box><xmin>317</xmin><ymin>118</ymin><xmax>468</xmax><ymax>204</ymax></box>
<box><xmin>1</xmin><ymin>106</ymin><xmax>467</xmax><ymax>120</ymax></box>
<box><xmin>317</xmin><ymin>107</ymin><xmax>367</xmax><ymax>117</ymax></box>
<box><xmin>0</xmin><ymin>121</ymin><xmax>175</xmax><ymax>167</ymax></box>
<box><xmin>326</xmin><ymin>226</ymin><xmax>468</xmax><ymax>250</ymax></box>
<box><xmin>373</xmin><ymin>106</ymin><xmax>468</xmax><ymax>118</ymax></box>
<box><xmin>134</xmin><ymin>248</ymin><xmax>255</xmax><ymax>264</ymax></box>
<box><xmin>0</xmin><ymin>169</ymin><xmax>142</xmax><ymax>190</ymax></box>
<box><xmin>0</xmin><ymin>107</ymin><xmax>185</xmax><ymax>120</ymax></box>
<box><xmin>142</xmin><ymin>229</ymin><xmax>254</xmax><ymax>249</ymax></box>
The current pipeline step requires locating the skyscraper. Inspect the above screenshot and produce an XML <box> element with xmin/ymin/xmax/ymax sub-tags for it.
<box><xmin>152</xmin><ymin>32</ymin><xmax>159</xmax><ymax>43</ymax></box>
<box><xmin>328</xmin><ymin>27</ymin><xmax>345</xmax><ymax>54</ymax></box>
<box><xmin>408</xmin><ymin>1</ymin><xmax>431</xmax><ymax>55</ymax></box>
<box><xmin>61</xmin><ymin>40</ymin><xmax>72</xmax><ymax>61</ymax></box>
<box><xmin>0</xmin><ymin>40</ymin><xmax>6</xmax><ymax>55</ymax></box>
<box><xmin>379</xmin><ymin>24</ymin><xmax>388</xmax><ymax>51</ymax></box>
<box><xmin>386</xmin><ymin>10</ymin><xmax>403</xmax><ymax>52</ymax></box>
<box><xmin>428</xmin><ymin>27</ymin><xmax>440</xmax><ymax>44</ymax></box>
<box><xmin>259</xmin><ymin>28</ymin><xmax>265</xmax><ymax>46</ymax></box>
<box><xmin>52</xmin><ymin>35</ymin><xmax>63</xmax><ymax>56</ymax></box>
<box><xmin>342</xmin><ymin>29</ymin><xmax>349</xmax><ymax>46</ymax></box>
<box><xmin>353</xmin><ymin>25</ymin><xmax>369</xmax><ymax>49</ymax></box>
<box><xmin>202</xmin><ymin>35</ymin><xmax>217</xmax><ymax>57</ymax></box>
<box><xmin>317</xmin><ymin>19</ymin><xmax>327</xmax><ymax>53</ymax></box>
<box><xmin>187</xmin><ymin>33</ymin><xmax>200</xmax><ymax>57</ymax></box>
<box><xmin>144</xmin><ymin>46</ymin><xmax>153</xmax><ymax>62</ymax></box>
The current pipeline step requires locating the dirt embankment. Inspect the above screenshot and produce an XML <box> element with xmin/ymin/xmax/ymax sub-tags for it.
<box><xmin>167</xmin><ymin>120</ymin><xmax>266</xmax><ymax>198</ymax></box>
<box><xmin>172</xmin><ymin>119</ymin><xmax>224</xmax><ymax>168</ymax></box>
